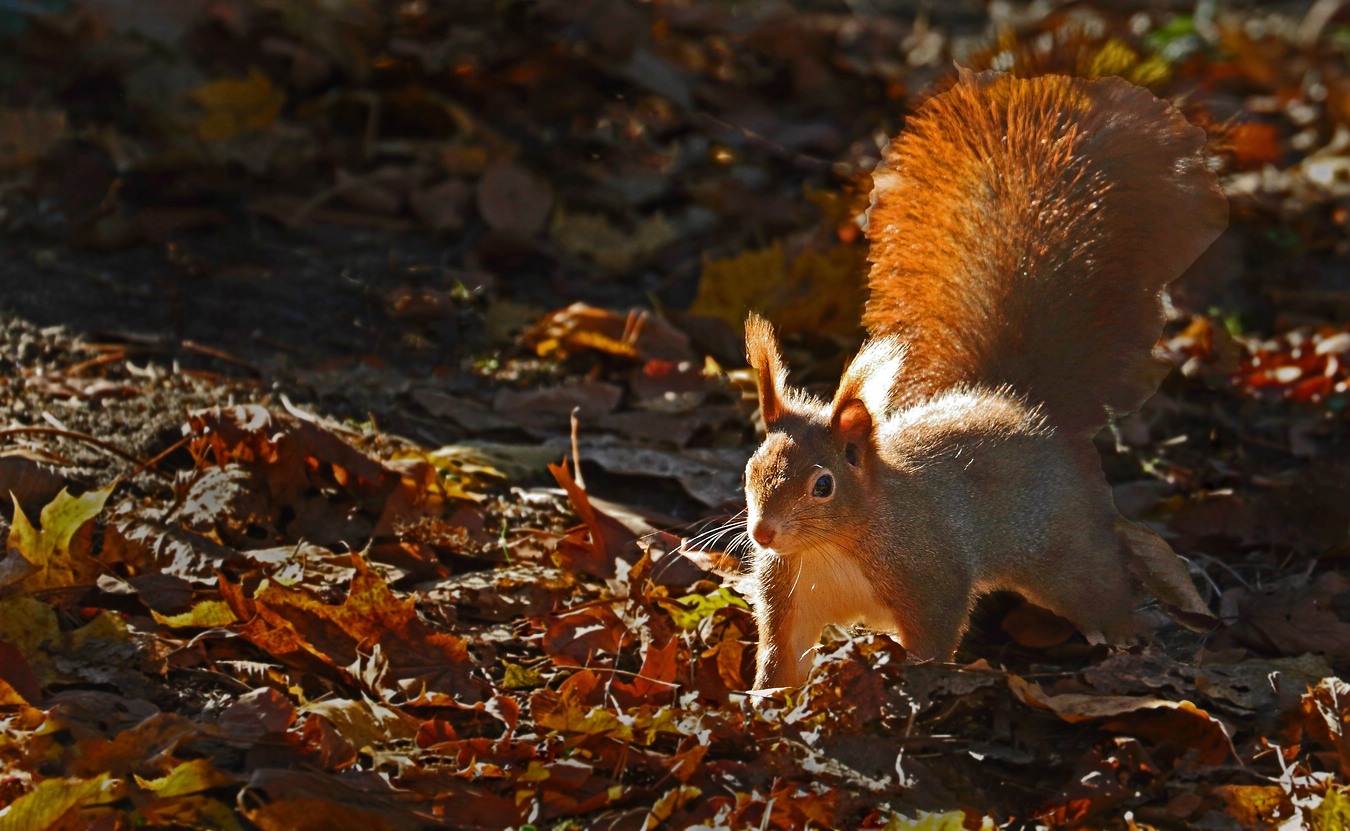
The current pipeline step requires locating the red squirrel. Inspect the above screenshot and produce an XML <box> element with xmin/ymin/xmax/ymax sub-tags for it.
<box><xmin>743</xmin><ymin>70</ymin><xmax>1228</xmax><ymax>689</ymax></box>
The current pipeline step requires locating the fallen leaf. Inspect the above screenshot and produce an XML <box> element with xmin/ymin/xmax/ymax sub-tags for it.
<box><xmin>238</xmin><ymin>768</ymin><xmax>426</xmax><ymax>831</ymax></box>
<box><xmin>493</xmin><ymin>380</ymin><xmax>623</xmax><ymax>429</ymax></box>
<box><xmin>221</xmin><ymin>555</ymin><xmax>480</xmax><ymax>700</ymax></box>
<box><xmin>219</xmin><ymin>687</ymin><xmax>296</xmax><ymax>742</ymax></box>
<box><xmin>135</xmin><ymin>758</ymin><xmax>238</xmax><ymax>797</ymax></box>
<box><xmin>190</xmin><ymin>68</ymin><xmax>285</xmax><ymax>141</ymax></box>
<box><xmin>5</xmin><ymin>484</ymin><xmax>115</xmax><ymax>594</ymax></box>
<box><xmin>1117</xmin><ymin>519</ymin><xmax>1217</xmax><ymax>624</ymax></box>
<box><xmin>1220</xmin><ymin>571</ymin><xmax>1350</xmax><ymax>659</ymax></box>
<box><xmin>664</xmin><ymin>587</ymin><xmax>749</xmax><ymax>631</ymax></box>
<box><xmin>1000</xmin><ymin>601</ymin><xmax>1077</xmax><ymax>649</ymax></box>
<box><xmin>0</xmin><ymin>641</ymin><xmax>41</xmax><ymax>705</ymax></box>
<box><xmin>523</xmin><ymin>302</ymin><xmax>695</xmax><ymax>362</ymax></box>
<box><xmin>0</xmin><ymin>774</ymin><xmax>116</xmax><ymax>831</ymax></box>
<box><xmin>301</xmin><ymin>698</ymin><xmax>420</xmax><ymax>751</ymax></box>
<box><xmin>152</xmin><ymin>600</ymin><xmax>239</xmax><ymax>629</ymax></box>
<box><xmin>1296</xmin><ymin>677</ymin><xmax>1350</xmax><ymax>778</ymax></box>
<box><xmin>1009</xmin><ymin>675</ymin><xmax>1234</xmax><ymax>766</ymax></box>
<box><xmin>691</xmin><ymin>242</ymin><xmax>865</xmax><ymax>336</ymax></box>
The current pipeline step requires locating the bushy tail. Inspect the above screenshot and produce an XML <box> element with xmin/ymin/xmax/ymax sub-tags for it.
<box><xmin>863</xmin><ymin>70</ymin><xmax>1227</xmax><ymax>433</ymax></box>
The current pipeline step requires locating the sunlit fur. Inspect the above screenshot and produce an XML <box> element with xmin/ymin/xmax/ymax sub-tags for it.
<box><xmin>743</xmin><ymin>71</ymin><xmax>1226</xmax><ymax>688</ymax></box>
<box><xmin>863</xmin><ymin>69</ymin><xmax>1228</xmax><ymax>433</ymax></box>
<box><xmin>745</xmin><ymin>345</ymin><xmax>1139</xmax><ymax>687</ymax></box>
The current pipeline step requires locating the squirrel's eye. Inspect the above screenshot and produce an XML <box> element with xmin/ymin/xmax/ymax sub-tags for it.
<box><xmin>844</xmin><ymin>442</ymin><xmax>860</xmax><ymax>466</ymax></box>
<box><xmin>811</xmin><ymin>472</ymin><xmax>834</xmax><ymax>498</ymax></box>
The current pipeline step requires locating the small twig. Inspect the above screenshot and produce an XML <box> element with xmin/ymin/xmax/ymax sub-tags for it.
<box><xmin>181</xmin><ymin>340</ymin><xmax>262</xmax><ymax>376</ymax></box>
<box><xmin>0</xmin><ymin>427</ymin><xmax>173</xmax><ymax>480</ymax></box>
<box><xmin>126</xmin><ymin>434</ymin><xmax>191</xmax><ymax>482</ymax></box>
<box><xmin>569</xmin><ymin>406</ymin><xmax>585</xmax><ymax>490</ymax></box>
<box><xmin>61</xmin><ymin>350</ymin><xmax>131</xmax><ymax>377</ymax></box>
<box><xmin>1297</xmin><ymin>0</ymin><xmax>1346</xmax><ymax>47</ymax></box>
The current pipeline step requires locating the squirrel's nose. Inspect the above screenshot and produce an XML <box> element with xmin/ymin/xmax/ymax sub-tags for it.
<box><xmin>751</xmin><ymin>521</ymin><xmax>777</xmax><ymax>548</ymax></box>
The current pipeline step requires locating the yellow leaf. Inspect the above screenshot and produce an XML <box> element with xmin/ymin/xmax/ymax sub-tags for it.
<box><xmin>0</xmin><ymin>594</ymin><xmax>59</xmax><ymax>656</ymax></box>
<box><xmin>58</xmin><ymin>609</ymin><xmax>132</xmax><ymax>653</ymax></box>
<box><xmin>667</xmin><ymin>587</ymin><xmax>748</xmax><ymax>630</ymax></box>
<box><xmin>1088</xmin><ymin>38</ymin><xmax>1140</xmax><ymax>78</ymax></box>
<box><xmin>691</xmin><ymin>242</ymin><xmax>865</xmax><ymax>337</ymax></box>
<box><xmin>690</xmin><ymin>243</ymin><xmax>785</xmax><ymax>329</ymax></box>
<box><xmin>1129</xmin><ymin>54</ymin><xmax>1173</xmax><ymax>87</ymax></box>
<box><xmin>7</xmin><ymin>484</ymin><xmax>114</xmax><ymax>593</ymax></box>
<box><xmin>190</xmin><ymin>68</ymin><xmax>285</xmax><ymax>142</ymax></box>
<box><xmin>1312</xmin><ymin>786</ymin><xmax>1350</xmax><ymax>831</ymax></box>
<box><xmin>519</xmin><ymin>760</ymin><xmax>551</xmax><ymax>783</ymax></box>
<box><xmin>0</xmin><ymin>774</ymin><xmax>117</xmax><ymax>831</ymax></box>
<box><xmin>152</xmin><ymin>600</ymin><xmax>239</xmax><ymax>629</ymax></box>
<box><xmin>884</xmin><ymin>811</ymin><xmax>993</xmax><ymax>831</ymax></box>
<box><xmin>501</xmin><ymin>660</ymin><xmax>545</xmax><ymax>690</ymax></box>
<box><xmin>135</xmin><ymin>758</ymin><xmax>236</xmax><ymax>797</ymax></box>
<box><xmin>139</xmin><ymin>795</ymin><xmax>247</xmax><ymax>831</ymax></box>
<box><xmin>301</xmin><ymin>698</ymin><xmax>420</xmax><ymax>750</ymax></box>
<box><xmin>396</xmin><ymin>444</ymin><xmax>509</xmax><ymax>503</ymax></box>
<box><xmin>774</xmin><ymin>245</ymin><xmax>866</xmax><ymax>335</ymax></box>
<box><xmin>644</xmin><ymin>786</ymin><xmax>701</xmax><ymax>830</ymax></box>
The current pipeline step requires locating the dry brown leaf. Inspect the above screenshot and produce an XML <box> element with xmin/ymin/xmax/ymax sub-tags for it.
<box><xmin>220</xmin><ymin>555</ymin><xmax>480</xmax><ymax>700</ymax></box>
<box><xmin>1009</xmin><ymin>675</ymin><xmax>1235</xmax><ymax>766</ymax></box>
<box><xmin>1117</xmin><ymin>519</ymin><xmax>1217</xmax><ymax>624</ymax></box>
<box><xmin>523</xmin><ymin>303</ymin><xmax>694</xmax><ymax>362</ymax></box>
<box><xmin>1000</xmin><ymin>602</ymin><xmax>1077</xmax><ymax>649</ymax></box>
<box><xmin>1220</xmin><ymin>571</ymin><xmax>1350</xmax><ymax>659</ymax></box>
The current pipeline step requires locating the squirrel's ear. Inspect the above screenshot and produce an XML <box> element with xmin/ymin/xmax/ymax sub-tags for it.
<box><xmin>830</xmin><ymin>336</ymin><xmax>907</xmax><ymax>436</ymax></box>
<box><xmin>745</xmin><ymin>313</ymin><xmax>787</xmax><ymax>426</ymax></box>
<box><xmin>833</xmin><ymin>398</ymin><xmax>873</xmax><ymax>441</ymax></box>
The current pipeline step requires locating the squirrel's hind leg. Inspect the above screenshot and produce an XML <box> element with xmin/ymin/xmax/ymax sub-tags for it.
<box><xmin>1017</xmin><ymin>522</ymin><xmax>1144</xmax><ymax>646</ymax></box>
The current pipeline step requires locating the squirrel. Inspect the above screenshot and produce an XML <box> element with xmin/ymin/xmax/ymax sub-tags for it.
<box><xmin>742</xmin><ymin>69</ymin><xmax>1228</xmax><ymax>689</ymax></box>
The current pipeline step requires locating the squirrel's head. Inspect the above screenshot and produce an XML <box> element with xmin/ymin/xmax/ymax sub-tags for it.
<box><xmin>743</xmin><ymin>313</ymin><xmax>908</xmax><ymax>557</ymax></box>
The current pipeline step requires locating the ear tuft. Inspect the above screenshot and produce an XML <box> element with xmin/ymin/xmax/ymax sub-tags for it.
<box><xmin>830</xmin><ymin>336</ymin><xmax>907</xmax><ymax>434</ymax></box>
<box><xmin>745</xmin><ymin>312</ymin><xmax>787</xmax><ymax>425</ymax></box>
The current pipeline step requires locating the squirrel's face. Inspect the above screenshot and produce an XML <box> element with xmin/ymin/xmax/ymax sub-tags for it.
<box><xmin>745</xmin><ymin>417</ymin><xmax>865</xmax><ymax>556</ymax></box>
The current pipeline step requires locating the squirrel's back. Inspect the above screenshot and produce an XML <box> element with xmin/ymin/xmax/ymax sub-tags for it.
<box><xmin>864</xmin><ymin>70</ymin><xmax>1228</xmax><ymax>433</ymax></box>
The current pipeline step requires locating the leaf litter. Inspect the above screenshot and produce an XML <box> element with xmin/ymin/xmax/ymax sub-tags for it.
<box><xmin>0</xmin><ymin>1</ymin><xmax>1349</xmax><ymax>829</ymax></box>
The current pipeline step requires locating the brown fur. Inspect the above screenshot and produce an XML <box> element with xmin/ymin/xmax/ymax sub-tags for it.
<box><xmin>863</xmin><ymin>69</ymin><xmax>1227</xmax><ymax>433</ymax></box>
<box><xmin>745</xmin><ymin>72</ymin><xmax>1226</xmax><ymax>688</ymax></box>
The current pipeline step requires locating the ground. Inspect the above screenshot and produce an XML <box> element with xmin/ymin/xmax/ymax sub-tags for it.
<box><xmin>1</xmin><ymin>1</ymin><xmax>1349</xmax><ymax>829</ymax></box>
